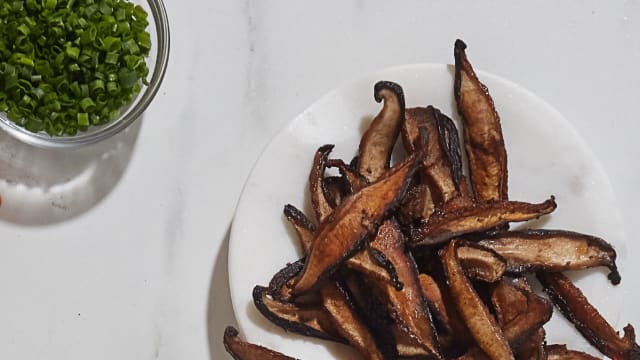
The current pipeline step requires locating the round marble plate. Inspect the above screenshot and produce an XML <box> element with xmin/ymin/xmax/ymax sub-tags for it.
<box><xmin>228</xmin><ymin>64</ymin><xmax>627</xmax><ymax>359</ymax></box>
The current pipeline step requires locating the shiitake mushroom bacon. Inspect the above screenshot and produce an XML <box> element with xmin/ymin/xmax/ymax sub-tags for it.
<box><xmin>545</xmin><ymin>344</ymin><xmax>600</xmax><ymax>360</ymax></box>
<box><xmin>409</xmin><ymin>196</ymin><xmax>557</xmax><ymax>246</ymax></box>
<box><xmin>223</xmin><ymin>40</ymin><xmax>634</xmax><ymax>360</ymax></box>
<box><xmin>223</xmin><ymin>326</ymin><xmax>299</xmax><ymax>360</ymax></box>
<box><xmin>286</xmin><ymin>175</ymin><xmax>387</xmax><ymax>359</ymax></box>
<box><xmin>402</xmin><ymin>106</ymin><xmax>461</xmax><ymax>206</ymax></box>
<box><xmin>440</xmin><ymin>239</ymin><xmax>514</xmax><ymax>360</ymax></box>
<box><xmin>478</xmin><ymin>229</ymin><xmax>621</xmax><ymax>284</ymax></box>
<box><xmin>358</xmin><ymin>81</ymin><xmax>406</xmax><ymax>183</ymax></box>
<box><xmin>366</xmin><ymin>219</ymin><xmax>442</xmax><ymax>358</ymax></box>
<box><xmin>538</xmin><ymin>272</ymin><xmax>640</xmax><ymax>360</ymax></box>
<box><xmin>454</xmin><ymin>39</ymin><xmax>508</xmax><ymax>203</ymax></box>
<box><xmin>291</xmin><ymin>150</ymin><xmax>421</xmax><ymax>296</ymax></box>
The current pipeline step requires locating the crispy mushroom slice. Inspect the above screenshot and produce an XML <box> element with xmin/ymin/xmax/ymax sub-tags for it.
<box><xmin>369</xmin><ymin>219</ymin><xmax>442</xmax><ymax>359</ymax></box>
<box><xmin>478</xmin><ymin>229</ymin><xmax>621</xmax><ymax>284</ymax></box>
<box><xmin>327</xmin><ymin>159</ymin><xmax>369</xmax><ymax>194</ymax></box>
<box><xmin>454</xmin><ymin>39</ymin><xmax>508</xmax><ymax>203</ymax></box>
<box><xmin>418</xmin><ymin>273</ymin><xmax>451</xmax><ymax>334</ymax></box>
<box><xmin>268</xmin><ymin>259</ymin><xmax>307</xmax><ymax>302</ymax></box>
<box><xmin>419</xmin><ymin>271</ymin><xmax>476</xmax><ymax>356</ymax></box>
<box><xmin>358</xmin><ymin>81</ymin><xmax>405</xmax><ymax>182</ymax></box>
<box><xmin>401</xmin><ymin>106</ymin><xmax>421</xmax><ymax>154</ymax></box>
<box><xmin>458</xmin><ymin>284</ymin><xmax>552</xmax><ymax>360</ymax></box>
<box><xmin>417</xmin><ymin>257</ymin><xmax>477</xmax><ymax>351</ymax></box>
<box><xmin>440</xmin><ymin>239</ymin><xmax>514</xmax><ymax>360</ymax></box>
<box><xmin>397</xmin><ymin>183</ymin><xmax>435</xmax><ymax>225</ymax></box>
<box><xmin>537</xmin><ymin>272</ymin><xmax>640</xmax><ymax>360</ymax></box>
<box><xmin>344</xmin><ymin>274</ymin><xmax>400</xmax><ymax>359</ymax></box>
<box><xmin>499</xmin><ymin>290</ymin><xmax>552</xmax><ymax>350</ymax></box>
<box><xmin>309</xmin><ymin>145</ymin><xmax>335</xmax><ymax>223</ymax></box>
<box><xmin>435</xmin><ymin>108</ymin><xmax>465</xmax><ymax>191</ymax></box>
<box><xmin>320</xmin><ymin>281</ymin><xmax>385</xmax><ymax>360</ymax></box>
<box><xmin>491</xmin><ymin>277</ymin><xmax>530</xmax><ymax>326</ymax></box>
<box><xmin>545</xmin><ymin>345</ymin><xmax>599</xmax><ymax>360</ymax></box>
<box><xmin>402</xmin><ymin>106</ymin><xmax>462</xmax><ymax>169</ymax></box>
<box><xmin>262</xmin><ymin>260</ymin><xmax>339</xmax><ymax>336</ymax></box>
<box><xmin>410</xmin><ymin>197</ymin><xmax>557</xmax><ymax>246</ymax></box>
<box><xmin>491</xmin><ymin>278</ymin><xmax>546</xmax><ymax>359</ymax></box>
<box><xmin>286</xmin><ymin>206</ymin><xmax>387</xmax><ymax>359</ymax></box>
<box><xmin>264</xmin><ymin>257</ymin><xmax>379</xmax><ymax>351</ymax></box>
<box><xmin>457</xmin><ymin>243</ymin><xmax>507</xmax><ymax>283</ymax></box>
<box><xmin>283</xmin><ymin>204</ymin><xmax>316</xmax><ymax>255</ymax></box>
<box><xmin>345</xmin><ymin>264</ymin><xmax>432</xmax><ymax>359</ymax></box>
<box><xmin>253</xmin><ymin>285</ymin><xmax>345</xmax><ymax>343</ymax></box>
<box><xmin>516</xmin><ymin>328</ymin><xmax>546</xmax><ymax>360</ymax></box>
<box><xmin>344</xmin><ymin>249</ymin><xmax>393</xmax><ymax>285</ymax></box>
<box><xmin>419</xmin><ymin>276</ymin><xmax>473</xmax><ymax>357</ymax></box>
<box><xmin>223</xmin><ymin>326</ymin><xmax>299</xmax><ymax>360</ymax></box>
<box><xmin>291</xmin><ymin>152</ymin><xmax>421</xmax><ymax>296</ymax></box>
<box><xmin>323</xmin><ymin>176</ymin><xmax>349</xmax><ymax>209</ymax></box>
<box><xmin>403</xmin><ymin>106</ymin><xmax>459</xmax><ymax>205</ymax></box>
<box><xmin>407</xmin><ymin>107</ymin><xmax>474</xmax><ymax>209</ymax></box>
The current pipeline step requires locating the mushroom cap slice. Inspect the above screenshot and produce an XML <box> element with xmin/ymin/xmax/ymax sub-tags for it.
<box><xmin>283</xmin><ymin>204</ymin><xmax>316</xmax><ymax>256</ymax></box>
<box><xmin>253</xmin><ymin>285</ymin><xmax>345</xmax><ymax>343</ymax></box>
<box><xmin>457</xmin><ymin>243</ymin><xmax>507</xmax><ymax>283</ymax></box>
<box><xmin>440</xmin><ymin>239</ymin><xmax>514</xmax><ymax>360</ymax></box>
<box><xmin>358</xmin><ymin>81</ymin><xmax>406</xmax><ymax>182</ymax></box>
<box><xmin>223</xmin><ymin>326</ymin><xmax>300</xmax><ymax>360</ymax></box>
<box><xmin>320</xmin><ymin>281</ymin><xmax>386</xmax><ymax>360</ymax></box>
<box><xmin>403</xmin><ymin>106</ymin><xmax>460</xmax><ymax>205</ymax></box>
<box><xmin>545</xmin><ymin>344</ymin><xmax>600</xmax><ymax>360</ymax></box>
<box><xmin>454</xmin><ymin>39</ymin><xmax>508</xmax><ymax>203</ymax></box>
<box><xmin>478</xmin><ymin>229</ymin><xmax>620</xmax><ymax>284</ymax></box>
<box><xmin>309</xmin><ymin>145</ymin><xmax>335</xmax><ymax>224</ymax></box>
<box><xmin>410</xmin><ymin>197</ymin><xmax>557</xmax><ymax>246</ymax></box>
<box><xmin>538</xmin><ymin>272</ymin><xmax>640</xmax><ymax>360</ymax></box>
<box><xmin>291</xmin><ymin>152</ymin><xmax>421</xmax><ymax>296</ymax></box>
<box><xmin>369</xmin><ymin>219</ymin><xmax>442</xmax><ymax>359</ymax></box>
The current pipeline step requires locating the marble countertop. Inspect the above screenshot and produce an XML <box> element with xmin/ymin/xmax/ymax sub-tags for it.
<box><xmin>0</xmin><ymin>1</ymin><xmax>638</xmax><ymax>359</ymax></box>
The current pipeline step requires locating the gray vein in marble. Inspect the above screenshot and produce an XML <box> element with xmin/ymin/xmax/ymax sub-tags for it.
<box><xmin>242</xmin><ymin>0</ymin><xmax>270</xmax><ymax>142</ymax></box>
<box><xmin>152</xmin><ymin>321</ymin><xmax>164</xmax><ymax>360</ymax></box>
<box><xmin>244</xmin><ymin>0</ymin><xmax>257</xmax><ymax>103</ymax></box>
<box><xmin>153</xmin><ymin>95</ymin><xmax>197</xmax><ymax>360</ymax></box>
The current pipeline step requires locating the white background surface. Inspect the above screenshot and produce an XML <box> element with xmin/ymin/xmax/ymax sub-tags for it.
<box><xmin>0</xmin><ymin>1</ymin><xmax>638</xmax><ymax>359</ymax></box>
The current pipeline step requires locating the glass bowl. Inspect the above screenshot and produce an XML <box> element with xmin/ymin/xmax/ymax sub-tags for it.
<box><xmin>0</xmin><ymin>0</ymin><xmax>170</xmax><ymax>149</ymax></box>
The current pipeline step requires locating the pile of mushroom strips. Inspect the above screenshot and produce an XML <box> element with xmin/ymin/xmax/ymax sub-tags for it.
<box><xmin>223</xmin><ymin>40</ymin><xmax>640</xmax><ymax>360</ymax></box>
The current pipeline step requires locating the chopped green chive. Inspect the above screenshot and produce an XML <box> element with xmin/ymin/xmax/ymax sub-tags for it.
<box><xmin>65</xmin><ymin>46</ymin><xmax>80</xmax><ymax>60</ymax></box>
<box><xmin>89</xmin><ymin>79</ymin><xmax>104</xmax><ymax>94</ymax></box>
<box><xmin>44</xmin><ymin>0</ymin><xmax>58</xmax><ymax>10</ymax></box>
<box><xmin>122</xmin><ymin>38</ymin><xmax>139</xmax><ymax>54</ymax></box>
<box><xmin>102</xmin><ymin>36</ymin><xmax>121</xmax><ymax>52</ymax></box>
<box><xmin>77</xmin><ymin>112</ymin><xmax>89</xmax><ymax>127</ymax></box>
<box><xmin>106</xmin><ymin>81</ymin><xmax>118</xmax><ymax>95</ymax></box>
<box><xmin>0</xmin><ymin>0</ymin><xmax>151</xmax><ymax>135</ymax></box>
<box><xmin>117</xmin><ymin>67</ymin><xmax>136</xmax><ymax>88</ymax></box>
<box><xmin>105</xmin><ymin>51</ymin><xmax>119</xmax><ymax>64</ymax></box>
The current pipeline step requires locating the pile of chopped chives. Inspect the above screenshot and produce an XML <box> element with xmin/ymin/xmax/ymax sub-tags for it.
<box><xmin>0</xmin><ymin>0</ymin><xmax>151</xmax><ymax>136</ymax></box>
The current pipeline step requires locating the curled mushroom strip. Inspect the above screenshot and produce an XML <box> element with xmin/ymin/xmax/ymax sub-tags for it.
<box><xmin>478</xmin><ymin>229</ymin><xmax>620</xmax><ymax>284</ymax></box>
<box><xmin>291</xmin><ymin>152</ymin><xmax>421</xmax><ymax>296</ymax></box>
<box><xmin>538</xmin><ymin>272</ymin><xmax>640</xmax><ymax>360</ymax></box>
<box><xmin>454</xmin><ymin>39</ymin><xmax>508</xmax><ymax>203</ymax></box>
<box><xmin>410</xmin><ymin>197</ymin><xmax>557</xmax><ymax>246</ymax></box>
<box><xmin>358</xmin><ymin>81</ymin><xmax>406</xmax><ymax>182</ymax></box>
<box><xmin>441</xmin><ymin>239</ymin><xmax>514</xmax><ymax>360</ymax></box>
<box><xmin>223</xmin><ymin>326</ymin><xmax>300</xmax><ymax>360</ymax></box>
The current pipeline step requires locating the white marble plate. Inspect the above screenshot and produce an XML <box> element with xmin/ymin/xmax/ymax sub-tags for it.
<box><xmin>228</xmin><ymin>64</ymin><xmax>627</xmax><ymax>359</ymax></box>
